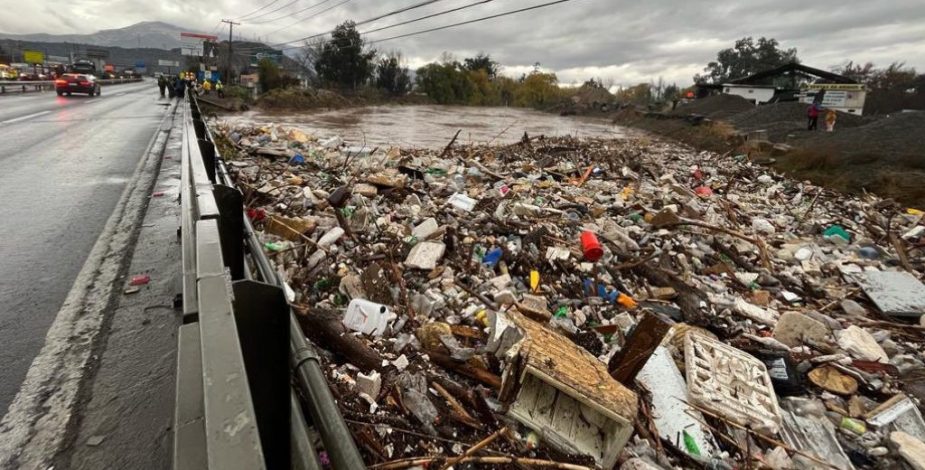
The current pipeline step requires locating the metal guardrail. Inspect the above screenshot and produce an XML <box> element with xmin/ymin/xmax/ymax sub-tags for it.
<box><xmin>0</xmin><ymin>77</ymin><xmax>142</xmax><ymax>94</ymax></box>
<box><xmin>175</xmin><ymin>93</ymin><xmax>363</xmax><ymax>469</ymax></box>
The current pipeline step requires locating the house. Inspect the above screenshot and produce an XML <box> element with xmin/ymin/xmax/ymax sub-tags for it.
<box><xmin>699</xmin><ymin>63</ymin><xmax>868</xmax><ymax>114</ymax></box>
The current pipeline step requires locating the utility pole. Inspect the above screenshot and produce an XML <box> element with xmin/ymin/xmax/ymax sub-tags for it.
<box><xmin>221</xmin><ymin>19</ymin><xmax>240</xmax><ymax>84</ymax></box>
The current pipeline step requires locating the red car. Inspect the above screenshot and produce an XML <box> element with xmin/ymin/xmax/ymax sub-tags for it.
<box><xmin>55</xmin><ymin>73</ymin><xmax>101</xmax><ymax>97</ymax></box>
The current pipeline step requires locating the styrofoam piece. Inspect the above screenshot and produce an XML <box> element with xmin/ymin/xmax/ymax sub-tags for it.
<box><xmin>343</xmin><ymin>299</ymin><xmax>395</xmax><ymax>336</ymax></box>
<box><xmin>684</xmin><ymin>333</ymin><xmax>781</xmax><ymax>434</ymax></box>
<box><xmin>404</xmin><ymin>241</ymin><xmax>445</xmax><ymax>270</ymax></box>
<box><xmin>447</xmin><ymin>193</ymin><xmax>477</xmax><ymax>212</ymax></box>
<box><xmin>854</xmin><ymin>271</ymin><xmax>925</xmax><ymax>317</ymax></box>
<box><xmin>637</xmin><ymin>347</ymin><xmax>717</xmax><ymax>457</ymax></box>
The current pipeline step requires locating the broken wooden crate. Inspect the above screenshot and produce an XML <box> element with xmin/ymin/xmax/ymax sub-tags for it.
<box><xmin>491</xmin><ymin>310</ymin><xmax>638</xmax><ymax>469</ymax></box>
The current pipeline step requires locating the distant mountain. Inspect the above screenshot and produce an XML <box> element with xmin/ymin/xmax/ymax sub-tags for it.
<box><xmin>0</xmin><ymin>21</ymin><xmax>191</xmax><ymax>50</ymax></box>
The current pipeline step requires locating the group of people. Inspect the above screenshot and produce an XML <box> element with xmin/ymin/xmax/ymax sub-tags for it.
<box><xmin>157</xmin><ymin>72</ymin><xmax>224</xmax><ymax>100</ymax></box>
<box><xmin>806</xmin><ymin>102</ymin><xmax>838</xmax><ymax>132</ymax></box>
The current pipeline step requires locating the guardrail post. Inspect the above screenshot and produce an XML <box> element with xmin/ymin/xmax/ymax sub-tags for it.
<box><xmin>197</xmin><ymin>139</ymin><xmax>216</xmax><ymax>183</ymax></box>
<box><xmin>232</xmin><ymin>280</ymin><xmax>290</xmax><ymax>470</ymax></box>
<box><xmin>213</xmin><ymin>185</ymin><xmax>245</xmax><ymax>280</ymax></box>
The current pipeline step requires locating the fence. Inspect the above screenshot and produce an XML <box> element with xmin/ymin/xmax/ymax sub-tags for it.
<box><xmin>173</xmin><ymin>93</ymin><xmax>363</xmax><ymax>469</ymax></box>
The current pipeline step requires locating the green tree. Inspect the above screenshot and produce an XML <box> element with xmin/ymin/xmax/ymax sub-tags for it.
<box><xmin>415</xmin><ymin>61</ymin><xmax>475</xmax><ymax>104</ymax></box>
<box><xmin>514</xmin><ymin>71</ymin><xmax>560</xmax><ymax>108</ymax></box>
<box><xmin>463</xmin><ymin>53</ymin><xmax>499</xmax><ymax>79</ymax></box>
<box><xmin>258</xmin><ymin>58</ymin><xmax>282</xmax><ymax>92</ymax></box>
<box><xmin>375</xmin><ymin>53</ymin><xmax>411</xmax><ymax>95</ymax></box>
<box><xmin>315</xmin><ymin>21</ymin><xmax>376</xmax><ymax>89</ymax></box>
<box><xmin>695</xmin><ymin>37</ymin><xmax>798</xmax><ymax>84</ymax></box>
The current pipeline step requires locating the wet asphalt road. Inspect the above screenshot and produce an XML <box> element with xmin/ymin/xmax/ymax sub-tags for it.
<box><xmin>0</xmin><ymin>80</ymin><xmax>169</xmax><ymax>415</ymax></box>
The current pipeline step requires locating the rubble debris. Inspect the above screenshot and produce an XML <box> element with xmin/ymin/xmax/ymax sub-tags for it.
<box><xmin>214</xmin><ymin>119</ymin><xmax>925</xmax><ymax>469</ymax></box>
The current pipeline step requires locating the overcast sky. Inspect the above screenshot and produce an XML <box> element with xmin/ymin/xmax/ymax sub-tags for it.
<box><xmin>2</xmin><ymin>0</ymin><xmax>924</xmax><ymax>86</ymax></box>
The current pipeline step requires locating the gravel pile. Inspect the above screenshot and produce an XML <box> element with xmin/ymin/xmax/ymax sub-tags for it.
<box><xmin>728</xmin><ymin>102</ymin><xmax>873</xmax><ymax>142</ymax></box>
<box><xmin>671</xmin><ymin>94</ymin><xmax>755</xmax><ymax>119</ymax></box>
<box><xmin>800</xmin><ymin>111</ymin><xmax>925</xmax><ymax>164</ymax></box>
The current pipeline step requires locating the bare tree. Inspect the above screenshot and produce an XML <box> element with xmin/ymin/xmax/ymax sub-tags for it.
<box><xmin>295</xmin><ymin>37</ymin><xmax>325</xmax><ymax>85</ymax></box>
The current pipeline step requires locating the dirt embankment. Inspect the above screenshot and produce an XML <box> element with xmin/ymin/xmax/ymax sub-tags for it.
<box><xmin>613</xmin><ymin>95</ymin><xmax>925</xmax><ymax>208</ymax></box>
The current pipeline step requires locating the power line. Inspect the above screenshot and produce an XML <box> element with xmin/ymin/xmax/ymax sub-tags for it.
<box><xmin>234</xmin><ymin>0</ymin><xmax>282</xmax><ymax>20</ymax></box>
<box><xmin>249</xmin><ymin>0</ymin><xmax>334</xmax><ymax>25</ymax></box>
<box><xmin>362</xmin><ymin>0</ymin><xmax>494</xmax><ymax>35</ymax></box>
<box><xmin>269</xmin><ymin>0</ymin><xmax>449</xmax><ymax>48</ymax></box>
<box><xmin>266</xmin><ymin>0</ymin><xmax>351</xmax><ymax>36</ymax></box>
<box><xmin>244</xmin><ymin>0</ymin><xmax>302</xmax><ymax>22</ymax></box>
<box><xmin>368</xmin><ymin>0</ymin><xmax>580</xmax><ymax>44</ymax></box>
<box><xmin>276</xmin><ymin>0</ymin><xmax>577</xmax><ymax>52</ymax></box>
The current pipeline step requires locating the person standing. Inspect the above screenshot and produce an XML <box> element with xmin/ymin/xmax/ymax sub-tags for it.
<box><xmin>825</xmin><ymin>109</ymin><xmax>837</xmax><ymax>132</ymax></box>
<box><xmin>157</xmin><ymin>75</ymin><xmax>167</xmax><ymax>97</ymax></box>
<box><xmin>174</xmin><ymin>76</ymin><xmax>186</xmax><ymax>100</ymax></box>
<box><xmin>807</xmin><ymin>102</ymin><xmax>820</xmax><ymax>131</ymax></box>
<box><xmin>202</xmin><ymin>79</ymin><xmax>212</xmax><ymax>95</ymax></box>
<box><xmin>216</xmin><ymin>80</ymin><xmax>225</xmax><ymax>98</ymax></box>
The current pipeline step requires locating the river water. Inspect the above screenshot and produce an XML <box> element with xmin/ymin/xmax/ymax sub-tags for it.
<box><xmin>225</xmin><ymin>105</ymin><xmax>634</xmax><ymax>149</ymax></box>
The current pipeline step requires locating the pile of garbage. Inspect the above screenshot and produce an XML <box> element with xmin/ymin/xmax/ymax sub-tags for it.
<box><xmin>214</xmin><ymin>119</ymin><xmax>925</xmax><ymax>470</ymax></box>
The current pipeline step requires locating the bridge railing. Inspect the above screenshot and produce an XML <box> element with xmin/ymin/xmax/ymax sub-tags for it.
<box><xmin>174</xmin><ymin>93</ymin><xmax>363</xmax><ymax>470</ymax></box>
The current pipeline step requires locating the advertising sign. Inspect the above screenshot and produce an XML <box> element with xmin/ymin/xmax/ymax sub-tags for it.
<box><xmin>158</xmin><ymin>59</ymin><xmax>180</xmax><ymax>67</ymax></box>
<box><xmin>23</xmin><ymin>50</ymin><xmax>44</xmax><ymax>64</ymax></box>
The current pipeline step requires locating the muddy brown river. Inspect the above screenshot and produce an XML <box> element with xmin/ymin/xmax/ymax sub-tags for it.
<box><xmin>225</xmin><ymin>105</ymin><xmax>634</xmax><ymax>148</ymax></box>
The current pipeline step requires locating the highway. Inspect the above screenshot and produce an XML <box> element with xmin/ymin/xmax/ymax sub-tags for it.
<box><xmin>0</xmin><ymin>79</ymin><xmax>169</xmax><ymax>415</ymax></box>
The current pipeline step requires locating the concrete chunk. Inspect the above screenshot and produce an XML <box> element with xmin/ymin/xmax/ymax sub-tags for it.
<box><xmin>773</xmin><ymin>312</ymin><xmax>829</xmax><ymax>347</ymax></box>
<box><xmin>837</xmin><ymin>325</ymin><xmax>889</xmax><ymax>363</ymax></box>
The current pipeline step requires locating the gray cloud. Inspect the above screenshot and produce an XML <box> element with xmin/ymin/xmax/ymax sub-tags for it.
<box><xmin>1</xmin><ymin>0</ymin><xmax>923</xmax><ymax>86</ymax></box>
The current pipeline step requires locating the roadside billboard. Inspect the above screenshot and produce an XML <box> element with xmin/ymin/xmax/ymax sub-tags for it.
<box><xmin>158</xmin><ymin>59</ymin><xmax>180</xmax><ymax>67</ymax></box>
<box><xmin>23</xmin><ymin>50</ymin><xmax>44</xmax><ymax>65</ymax></box>
<box><xmin>180</xmin><ymin>32</ymin><xmax>218</xmax><ymax>57</ymax></box>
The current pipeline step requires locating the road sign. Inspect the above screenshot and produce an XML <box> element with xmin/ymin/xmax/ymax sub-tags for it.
<box><xmin>158</xmin><ymin>59</ymin><xmax>180</xmax><ymax>67</ymax></box>
<box><xmin>23</xmin><ymin>50</ymin><xmax>44</xmax><ymax>64</ymax></box>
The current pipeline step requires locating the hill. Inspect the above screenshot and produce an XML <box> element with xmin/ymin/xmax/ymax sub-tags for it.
<box><xmin>0</xmin><ymin>21</ymin><xmax>190</xmax><ymax>50</ymax></box>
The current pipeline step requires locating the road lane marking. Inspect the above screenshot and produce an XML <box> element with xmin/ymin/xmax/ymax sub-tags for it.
<box><xmin>0</xmin><ymin>110</ymin><xmax>51</xmax><ymax>124</ymax></box>
<box><xmin>0</xmin><ymin>100</ymin><xmax>179</xmax><ymax>469</ymax></box>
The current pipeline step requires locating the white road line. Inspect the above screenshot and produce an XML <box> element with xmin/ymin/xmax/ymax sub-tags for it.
<box><xmin>0</xmin><ymin>110</ymin><xmax>51</xmax><ymax>124</ymax></box>
<box><xmin>0</xmin><ymin>101</ymin><xmax>178</xmax><ymax>469</ymax></box>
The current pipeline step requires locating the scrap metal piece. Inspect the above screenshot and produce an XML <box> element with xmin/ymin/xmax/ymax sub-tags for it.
<box><xmin>684</xmin><ymin>332</ymin><xmax>781</xmax><ymax>434</ymax></box>
<box><xmin>854</xmin><ymin>271</ymin><xmax>925</xmax><ymax>317</ymax></box>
